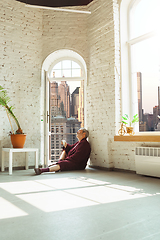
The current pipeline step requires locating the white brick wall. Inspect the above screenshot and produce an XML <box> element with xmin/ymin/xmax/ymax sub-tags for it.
<box><xmin>0</xmin><ymin>1</ymin><xmax>89</xmax><ymax>168</ymax></box>
<box><xmin>0</xmin><ymin>0</ymin><xmax>151</xmax><ymax>172</ymax></box>
<box><xmin>42</xmin><ymin>7</ymin><xmax>88</xmax><ymax>64</ymax></box>
<box><xmin>110</xmin><ymin>140</ymin><xmax>160</xmax><ymax>171</ymax></box>
<box><xmin>87</xmin><ymin>0</ymin><xmax>116</xmax><ymax>168</ymax></box>
<box><xmin>0</xmin><ymin>0</ymin><xmax>42</xmax><ymax>167</ymax></box>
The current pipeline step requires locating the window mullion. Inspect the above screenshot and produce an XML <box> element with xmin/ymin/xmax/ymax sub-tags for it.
<box><xmin>127</xmin><ymin>31</ymin><xmax>156</xmax><ymax>45</ymax></box>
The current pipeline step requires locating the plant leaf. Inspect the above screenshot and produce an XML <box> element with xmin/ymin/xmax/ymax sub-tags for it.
<box><xmin>132</xmin><ymin>117</ymin><xmax>139</xmax><ymax>123</ymax></box>
<box><xmin>133</xmin><ymin>114</ymin><xmax>138</xmax><ymax>118</ymax></box>
<box><xmin>0</xmin><ymin>85</ymin><xmax>21</xmax><ymax>131</ymax></box>
<box><xmin>122</xmin><ymin>116</ymin><xmax>128</xmax><ymax>120</ymax></box>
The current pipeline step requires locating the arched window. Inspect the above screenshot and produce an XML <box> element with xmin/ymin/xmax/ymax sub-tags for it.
<box><xmin>48</xmin><ymin>59</ymin><xmax>84</xmax><ymax>162</ymax></box>
<box><xmin>50</xmin><ymin>60</ymin><xmax>82</xmax><ymax>78</ymax></box>
<box><xmin>41</xmin><ymin>49</ymin><xmax>87</xmax><ymax>166</ymax></box>
<box><xmin>121</xmin><ymin>0</ymin><xmax>160</xmax><ymax>132</ymax></box>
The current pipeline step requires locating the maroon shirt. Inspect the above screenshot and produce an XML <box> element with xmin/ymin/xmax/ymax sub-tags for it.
<box><xmin>57</xmin><ymin>138</ymin><xmax>91</xmax><ymax>171</ymax></box>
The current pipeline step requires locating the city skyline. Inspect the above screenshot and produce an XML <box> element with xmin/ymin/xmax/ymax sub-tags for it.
<box><xmin>50</xmin><ymin>80</ymin><xmax>84</xmax><ymax>122</ymax></box>
<box><xmin>133</xmin><ymin>0</ymin><xmax>160</xmax><ymax>114</ymax></box>
<box><xmin>138</xmin><ymin>69</ymin><xmax>160</xmax><ymax>115</ymax></box>
<box><xmin>49</xmin><ymin>80</ymin><xmax>84</xmax><ymax>162</ymax></box>
<box><xmin>137</xmin><ymin>72</ymin><xmax>160</xmax><ymax>131</ymax></box>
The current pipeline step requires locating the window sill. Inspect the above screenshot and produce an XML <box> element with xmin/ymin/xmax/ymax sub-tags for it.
<box><xmin>114</xmin><ymin>134</ymin><xmax>160</xmax><ymax>142</ymax></box>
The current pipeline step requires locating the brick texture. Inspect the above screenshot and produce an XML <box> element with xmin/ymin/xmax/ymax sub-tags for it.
<box><xmin>0</xmin><ymin>0</ymin><xmax>149</xmax><ymax>171</ymax></box>
<box><xmin>87</xmin><ymin>0</ymin><xmax>117</xmax><ymax>168</ymax></box>
<box><xmin>0</xmin><ymin>0</ymin><xmax>42</xmax><ymax>167</ymax></box>
<box><xmin>42</xmin><ymin>6</ymin><xmax>88</xmax><ymax>64</ymax></box>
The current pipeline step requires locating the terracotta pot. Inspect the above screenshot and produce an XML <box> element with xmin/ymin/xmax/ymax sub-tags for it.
<box><xmin>10</xmin><ymin>134</ymin><xmax>26</xmax><ymax>148</ymax></box>
<box><xmin>126</xmin><ymin>127</ymin><xmax>134</xmax><ymax>135</ymax></box>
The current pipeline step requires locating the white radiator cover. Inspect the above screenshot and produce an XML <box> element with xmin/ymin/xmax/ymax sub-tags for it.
<box><xmin>135</xmin><ymin>147</ymin><xmax>160</xmax><ymax>177</ymax></box>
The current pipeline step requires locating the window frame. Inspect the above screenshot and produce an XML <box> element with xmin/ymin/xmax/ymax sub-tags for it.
<box><xmin>120</xmin><ymin>0</ymin><xmax>158</xmax><ymax>133</ymax></box>
<box><xmin>52</xmin><ymin>60</ymin><xmax>82</xmax><ymax>78</ymax></box>
<box><xmin>41</xmin><ymin>49</ymin><xmax>87</xmax><ymax>166</ymax></box>
<box><xmin>47</xmin><ymin>57</ymin><xmax>85</xmax><ymax>82</ymax></box>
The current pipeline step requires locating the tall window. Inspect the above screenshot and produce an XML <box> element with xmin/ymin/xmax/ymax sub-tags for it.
<box><xmin>49</xmin><ymin>60</ymin><xmax>84</xmax><ymax>163</ymax></box>
<box><xmin>128</xmin><ymin>0</ymin><xmax>160</xmax><ymax>131</ymax></box>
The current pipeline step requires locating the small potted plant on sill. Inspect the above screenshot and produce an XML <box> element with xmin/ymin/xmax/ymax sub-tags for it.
<box><xmin>0</xmin><ymin>85</ymin><xmax>26</xmax><ymax>148</ymax></box>
<box><xmin>121</xmin><ymin>114</ymin><xmax>139</xmax><ymax>135</ymax></box>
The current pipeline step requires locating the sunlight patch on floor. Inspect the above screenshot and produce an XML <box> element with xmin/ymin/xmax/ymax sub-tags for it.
<box><xmin>0</xmin><ymin>197</ymin><xmax>28</xmax><ymax>220</ymax></box>
<box><xmin>0</xmin><ymin>181</ymin><xmax>54</xmax><ymax>194</ymax></box>
<box><xmin>66</xmin><ymin>185</ymin><xmax>147</xmax><ymax>204</ymax></box>
<box><xmin>17</xmin><ymin>190</ymin><xmax>98</xmax><ymax>212</ymax></box>
<box><xmin>36</xmin><ymin>177</ymin><xmax>97</xmax><ymax>189</ymax></box>
<box><xmin>0</xmin><ymin>177</ymin><xmax>149</xmax><ymax>215</ymax></box>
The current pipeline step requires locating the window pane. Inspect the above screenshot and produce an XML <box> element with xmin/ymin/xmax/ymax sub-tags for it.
<box><xmin>62</xmin><ymin>60</ymin><xmax>71</xmax><ymax>69</ymax></box>
<box><xmin>72</xmin><ymin>69</ymin><xmax>82</xmax><ymax>77</ymax></box>
<box><xmin>62</xmin><ymin>69</ymin><xmax>71</xmax><ymax>77</ymax></box>
<box><xmin>131</xmin><ymin>0</ymin><xmax>160</xmax><ymax>39</ymax></box>
<box><xmin>72</xmin><ymin>61</ymin><xmax>80</xmax><ymax>69</ymax></box>
<box><xmin>54</xmin><ymin>70</ymin><xmax>62</xmax><ymax>78</ymax></box>
<box><xmin>52</xmin><ymin>60</ymin><xmax>82</xmax><ymax>78</ymax></box>
<box><xmin>53</xmin><ymin>62</ymin><xmax>61</xmax><ymax>70</ymax></box>
<box><xmin>131</xmin><ymin>36</ymin><xmax>160</xmax><ymax>131</ymax></box>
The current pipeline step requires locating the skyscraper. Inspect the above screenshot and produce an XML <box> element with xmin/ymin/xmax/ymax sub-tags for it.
<box><xmin>50</xmin><ymin>81</ymin><xmax>71</xmax><ymax>118</ymax></box>
<box><xmin>71</xmin><ymin>87</ymin><xmax>80</xmax><ymax>118</ymax></box>
<box><xmin>50</xmin><ymin>116</ymin><xmax>81</xmax><ymax>163</ymax></box>
<box><xmin>158</xmin><ymin>86</ymin><xmax>160</xmax><ymax>116</ymax></box>
<box><xmin>58</xmin><ymin>81</ymin><xmax>70</xmax><ymax>118</ymax></box>
<box><xmin>153</xmin><ymin>105</ymin><xmax>159</xmax><ymax>129</ymax></box>
<box><xmin>50</xmin><ymin>82</ymin><xmax>62</xmax><ymax>117</ymax></box>
<box><xmin>137</xmin><ymin>72</ymin><xmax>142</xmax><ymax>122</ymax></box>
<box><xmin>78</xmin><ymin>80</ymin><xmax>84</xmax><ymax>127</ymax></box>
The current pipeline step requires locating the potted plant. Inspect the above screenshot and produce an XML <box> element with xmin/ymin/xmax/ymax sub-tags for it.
<box><xmin>121</xmin><ymin>114</ymin><xmax>139</xmax><ymax>135</ymax></box>
<box><xmin>0</xmin><ymin>85</ymin><xmax>26</xmax><ymax>148</ymax></box>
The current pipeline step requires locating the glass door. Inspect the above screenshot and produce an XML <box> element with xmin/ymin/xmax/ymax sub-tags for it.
<box><xmin>48</xmin><ymin>79</ymin><xmax>84</xmax><ymax>166</ymax></box>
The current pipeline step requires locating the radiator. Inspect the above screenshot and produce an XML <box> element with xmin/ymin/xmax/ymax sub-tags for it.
<box><xmin>135</xmin><ymin>147</ymin><xmax>160</xmax><ymax>177</ymax></box>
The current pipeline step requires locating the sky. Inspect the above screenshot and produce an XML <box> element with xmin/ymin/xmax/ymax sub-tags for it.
<box><xmin>58</xmin><ymin>80</ymin><xmax>81</xmax><ymax>94</ymax></box>
<box><xmin>52</xmin><ymin>60</ymin><xmax>82</xmax><ymax>94</ymax></box>
<box><xmin>133</xmin><ymin>0</ymin><xmax>160</xmax><ymax>114</ymax></box>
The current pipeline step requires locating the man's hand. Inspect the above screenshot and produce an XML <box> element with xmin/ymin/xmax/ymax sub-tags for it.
<box><xmin>61</xmin><ymin>140</ymin><xmax>67</xmax><ymax>148</ymax></box>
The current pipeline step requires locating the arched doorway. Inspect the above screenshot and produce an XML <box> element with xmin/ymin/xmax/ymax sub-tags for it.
<box><xmin>41</xmin><ymin>49</ymin><xmax>87</xmax><ymax>166</ymax></box>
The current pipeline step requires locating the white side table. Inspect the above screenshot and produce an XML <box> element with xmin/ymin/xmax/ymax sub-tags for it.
<box><xmin>1</xmin><ymin>148</ymin><xmax>39</xmax><ymax>175</ymax></box>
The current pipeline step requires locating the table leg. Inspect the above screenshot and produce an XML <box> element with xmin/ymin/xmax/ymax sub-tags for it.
<box><xmin>9</xmin><ymin>150</ymin><xmax>12</xmax><ymax>175</ymax></box>
<box><xmin>25</xmin><ymin>152</ymin><xmax>28</xmax><ymax>170</ymax></box>
<box><xmin>1</xmin><ymin>150</ymin><xmax>5</xmax><ymax>172</ymax></box>
<box><xmin>35</xmin><ymin>150</ymin><xmax>38</xmax><ymax>168</ymax></box>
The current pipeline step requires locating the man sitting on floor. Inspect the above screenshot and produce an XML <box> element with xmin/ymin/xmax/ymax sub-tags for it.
<box><xmin>34</xmin><ymin>128</ymin><xmax>91</xmax><ymax>175</ymax></box>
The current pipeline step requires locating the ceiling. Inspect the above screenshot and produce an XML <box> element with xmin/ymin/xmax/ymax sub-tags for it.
<box><xmin>15</xmin><ymin>0</ymin><xmax>94</xmax><ymax>7</ymax></box>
